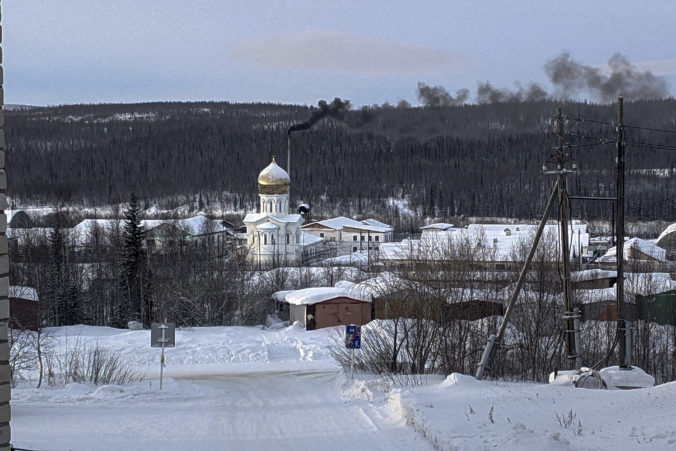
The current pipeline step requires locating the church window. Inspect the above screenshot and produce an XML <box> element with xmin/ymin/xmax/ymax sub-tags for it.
<box><xmin>375</xmin><ymin>236</ymin><xmax>380</xmax><ymax>242</ymax></box>
<box><xmin>286</xmin><ymin>234</ymin><xmax>290</xmax><ymax>244</ymax></box>
<box><xmin>264</xmin><ymin>234</ymin><xmax>268</xmax><ymax>245</ymax></box>
<box><xmin>320</xmin><ymin>232</ymin><xmax>324</xmax><ymax>238</ymax></box>
<box><xmin>278</xmin><ymin>200</ymin><xmax>282</xmax><ymax>212</ymax></box>
<box><xmin>272</xmin><ymin>235</ymin><xmax>275</xmax><ymax>244</ymax></box>
<box><xmin>353</xmin><ymin>235</ymin><xmax>357</xmax><ymax>241</ymax></box>
<box><xmin>268</xmin><ymin>200</ymin><xmax>273</xmax><ymax>212</ymax></box>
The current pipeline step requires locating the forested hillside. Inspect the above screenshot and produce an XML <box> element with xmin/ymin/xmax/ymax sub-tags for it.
<box><xmin>5</xmin><ymin>99</ymin><xmax>676</xmax><ymax>224</ymax></box>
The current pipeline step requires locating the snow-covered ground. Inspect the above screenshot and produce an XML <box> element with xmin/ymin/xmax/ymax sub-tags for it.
<box><xmin>12</xmin><ymin>324</ymin><xmax>676</xmax><ymax>450</ymax></box>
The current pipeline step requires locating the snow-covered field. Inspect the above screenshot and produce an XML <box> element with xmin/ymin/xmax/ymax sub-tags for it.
<box><xmin>12</xmin><ymin>324</ymin><xmax>676</xmax><ymax>450</ymax></box>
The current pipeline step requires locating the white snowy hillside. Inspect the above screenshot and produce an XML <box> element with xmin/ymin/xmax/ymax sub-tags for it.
<box><xmin>11</xmin><ymin>323</ymin><xmax>676</xmax><ymax>451</ymax></box>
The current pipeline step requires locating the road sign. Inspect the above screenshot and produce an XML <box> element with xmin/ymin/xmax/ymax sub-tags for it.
<box><xmin>151</xmin><ymin>322</ymin><xmax>175</xmax><ymax>390</ymax></box>
<box><xmin>151</xmin><ymin>323</ymin><xmax>176</xmax><ymax>348</ymax></box>
<box><xmin>345</xmin><ymin>324</ymin><xmax>361</xmax><ymax>349</ymax></box>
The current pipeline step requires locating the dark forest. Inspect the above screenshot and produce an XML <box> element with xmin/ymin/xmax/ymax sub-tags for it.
<box><xmin>5</xmin><ymin>99</ymin><xmax>676</xmax><ymax>224</ymax></box>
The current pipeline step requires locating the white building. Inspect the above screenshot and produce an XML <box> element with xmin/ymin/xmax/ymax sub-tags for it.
<box><xmin>302</xmin><ymin>216</ymin><xmax>393</xmax><ymax>254</ymax></box>
<box><xmin>243</xmin><ymin>158</ymin><xmax>323</xmax><ymax>266</ymax></box>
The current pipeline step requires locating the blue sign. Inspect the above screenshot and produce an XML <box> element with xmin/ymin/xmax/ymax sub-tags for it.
<box><xmin>345</xmin><ymin>324</ymin><xmax>361</xmax><ymax>349</ymax></box>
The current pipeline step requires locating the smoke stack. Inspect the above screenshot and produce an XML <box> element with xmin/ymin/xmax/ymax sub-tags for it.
<box><xmin>286</xmin><ymin>97</ymin><xmax>350</xmax><ymax>178</ymax></box>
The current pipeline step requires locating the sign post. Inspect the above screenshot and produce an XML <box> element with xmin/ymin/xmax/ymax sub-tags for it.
<box><xmin>151</xmin><ymin>322</ymin><xmax>175</xmax><ymax>389</ymax></box>
<box><xmin>345</xmin><ymin>324</ymin><xmax>361</xmax><ymax>380</ymax></box>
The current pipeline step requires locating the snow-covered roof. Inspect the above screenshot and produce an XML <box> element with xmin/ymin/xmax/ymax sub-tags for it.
<box><xmin>598</xmin><ymin>237</ymin><xmax>667</xmax><ymax>263</ymax></box>
<box><xmin>271</xmin><ymin>290</ymin><xmax>294</xmax><ymax>302</ymax></box>
<box><xmin>574</xmin><ymin>288</ymin><xmax>617</xmax><ymax>304</ymax></box>
<box><xmin>284</xmin><ymin>287</ymin><xmax>371</xmax><ymax>305</ymax></box>
<box><xmin>571</xmin><ymin>269</ymin><xmax>617</xmax><ymax>282</ymax></box>
<box><xmin>243</xmin><ymin>213</ymin><xmax>303</xmax><ymax>224</ymax></box>
<box><xmin>68</xmin><ymin>216</ymin><xmax>232</xmax><ymax>246</ymax></box>
<box><xmin>420</xmin><ymin>223</ymin><xmax>455</xmax><ymax>231</ymax></box>
<box><xmin>361</xmin><ymin>218</ymin><xmax>392</xmax><ymax>229</ymax></box>
<box><xmin>9</xmin><ymin>286</ymin><xmax>39</xmax><ymax>302</ymax></box>
<box><xmin>304</xmin><ymin>216</ymin><xmax>392</xmax><ymax>233</ymax></box>
<box><xmin>299</xmin><ymin>231</ymin><xmax>324</xmax><ymax>245</ymax></box>
<box><xmin>178</xmin><ymin>216</ymin><xmax>230</xmax><ymax>235</ymax></box>
<box><xmin>625</xmin><ymin>272</ymin><xmax>676</xmax><ymax>295</ymax></box>
<box><xmin>656</xmin><ymin>223</ymin><xmax>676</xmax><ymax>244</ymax></box>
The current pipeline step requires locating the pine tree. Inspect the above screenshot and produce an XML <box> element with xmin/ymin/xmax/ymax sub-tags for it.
<box><xmin>46</xmin><ymin>217</ymin><xmax>67</xmax><ymax>326</ymax></box>
<box><xmin>117</xmin><ymin>193</ymin><xmax>152</xmax><ymax>327</ymax></box>
<box><xmin>45</xmin><ymin>209</ymin><xmax>80</xmax><ymax>326</ymax></box>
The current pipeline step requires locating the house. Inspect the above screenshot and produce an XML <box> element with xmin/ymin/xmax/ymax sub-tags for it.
<box><xmin>302</xmin><ymin>216</ymin><xmax>394</xmax><ymax>254</ymax></box>
<box><xmin>571</xmin><ymin>269</ymin><xmax>617</xmax><ymax>290</ymax></box>
<box><xmin>9</xmin><ymin>286</ymin><xmax>39</xmax><ymax>331</ymax></box>
<box><xmin>597</xmin><ymin>237</ymin><xmax>667</xmax><ymax>265</ymax></box>
<box><xmin>274</xmin><ymin>286</ymin><xmax>372</xmax><ymax>330</ymax></box>
<box><xmin>329</xmin><ymin>222</ymin><xmax>591</xmax><ymax>271</ymax></box>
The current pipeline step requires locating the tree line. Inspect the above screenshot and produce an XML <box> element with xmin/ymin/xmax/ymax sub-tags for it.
<box><xmin>5</xmin><ymin>99</ymin><xmax>676</xmax><ymax>228</ymax></box>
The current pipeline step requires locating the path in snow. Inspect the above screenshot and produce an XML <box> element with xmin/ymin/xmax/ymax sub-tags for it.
<box><xmin>12</xmin><ymin>370</ymin><xmax>430</xmax><ymax>451</ymax></box>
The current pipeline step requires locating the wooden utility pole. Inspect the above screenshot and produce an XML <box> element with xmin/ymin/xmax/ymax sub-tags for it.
<box><xmin>616</xmin><ymin>97</ymin><xmax>629</xmax><ymax>368</ymax></box>
<box><xmin>555</xmin><ymin>107</ymin><xmax>578</xmax><ymax>368</ymax></box>
<box><xmin>475</xmin><ymin>180</ymin><xmax>560</xmax><ymax>380</ymax></box>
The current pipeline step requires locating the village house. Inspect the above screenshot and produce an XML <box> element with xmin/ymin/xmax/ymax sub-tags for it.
<box><xmin>301</xmin><ymin>216</ymin><xmax>393</xmax><ymax>254</ymax></box>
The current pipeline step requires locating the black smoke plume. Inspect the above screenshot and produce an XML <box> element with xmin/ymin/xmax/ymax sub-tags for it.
<box><xmin>544</xmin><ymin>52</ymin><xmax>668</xmax><ymax>102</ymax></box>
<box><xmin>476</xmin><ymin>82</ymin><xmax>548</xmax><ymax>104</ymax></box>
<box><xmin>416</xmin><ymin>82</ymin><xmax>469</xmax><ymax>107</ymax></box>
<box><xmin>288</xmin><ymin>97</ymin><xmax>351</xmax><ymax>134</ymax></box>
<box><xmin>417</xmin><ymin>52</ymin><xmax>670</xmax><ymax>106</ymax></box>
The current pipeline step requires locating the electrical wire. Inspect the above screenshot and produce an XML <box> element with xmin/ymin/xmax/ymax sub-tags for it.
<box><xmin>624</xmin><ymin>123</ymin><xmax>676</xmax><ymax>135</ymax></box>
<box><xmin>624</xmin><ymin>141</ymin><xmax>676</xmax><ymax>151</ymax></box>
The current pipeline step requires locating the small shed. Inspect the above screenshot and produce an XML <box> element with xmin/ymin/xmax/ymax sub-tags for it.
<box><xmin>282</xmin><ymin>287</ymin><xmax>372</xmax><ymax>330</ymax></box>
<box><xmin>9</xmin><ymin>286</ymin><xmax>39</xmax><ymax>331</ymax></box>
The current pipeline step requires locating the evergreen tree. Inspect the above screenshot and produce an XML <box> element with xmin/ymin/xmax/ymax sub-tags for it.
<box><xmin>117</xmin><ymin>193</ymin><xmax>152</xmax><ymax>327</ymax></box>
<box><xmin>46</xmin><ymin>216</ymin><xmax>67</xmax><ymax>326</ymax></box>
<box><xmin>45</xmin><ymin>209</ymin><xmax>82</xmax><ymax>325</ymax></box>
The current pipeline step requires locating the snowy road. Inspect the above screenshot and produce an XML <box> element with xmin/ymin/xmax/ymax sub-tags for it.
<box><xmin>12</xmin><ymin>369</ymin><xmax>431</xmax><ymax>451</ymax></box>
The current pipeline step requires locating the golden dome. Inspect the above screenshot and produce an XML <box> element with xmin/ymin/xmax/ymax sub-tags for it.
<box><xmin>257</xmin><ymin>157</ymin><xmax>290</xmax><ymax>194</ymax></box>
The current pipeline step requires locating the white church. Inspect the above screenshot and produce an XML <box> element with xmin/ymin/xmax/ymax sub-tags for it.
<box><xmin>243</xmin><ymin>158</ymin><xmax>323</xmax><ymax>266</ymax></box>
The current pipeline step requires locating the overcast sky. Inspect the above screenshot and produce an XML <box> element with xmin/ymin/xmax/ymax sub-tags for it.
<box><xmin>5</xmin><ymin>0</ymin><xmax>676</xmax><ymax>106</ymax></box>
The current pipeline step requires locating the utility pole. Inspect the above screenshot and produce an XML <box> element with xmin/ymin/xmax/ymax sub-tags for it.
<box><xmin>476</xmin><ymin>180</ymin><xmax>560</xmax><ymax>380</ymax></box>
<box><xmin>616</xmin><ymin>97</ymin><xmax>629</xmax><ymax>369</ymax></box>
<box><xmin>555</xmin><ymin>107</ymin><xmax>579</xmax><ymax>368</ymax></box>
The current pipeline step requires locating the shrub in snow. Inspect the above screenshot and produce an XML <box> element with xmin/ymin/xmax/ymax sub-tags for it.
<box><xmin>45</xmin><ymin>338</ymin><xmax>143</xmax><ymax>386</ymax></box>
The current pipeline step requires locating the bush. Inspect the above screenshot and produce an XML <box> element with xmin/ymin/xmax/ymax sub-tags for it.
<box><xmin>45</xmin><ymin>338</ymin><xmax>143</xmax><ymax>386</ymax></box>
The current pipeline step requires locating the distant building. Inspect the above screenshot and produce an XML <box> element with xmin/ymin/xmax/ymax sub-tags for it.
<box><xmin>9</xmin><ymin>286</ymin><xmax>39</xmax><ymax>331</ymax></box>
<box><xmin>273</xmin><ymin>286</ymin><xmax>372</xmax><ymax>330</ymax></box>
<box><xmin>597</xmin><ymin>237</ymin><xmax>667</xmax><ymax>264</ymax></box>
<box><xmin>302</xmin><ymin>216</ymin><xmax>393</xmax><ymax>254</ymax></box>
<box><xmin>243</xmin><ymin>158</ymin><xmax>324</xmax><ymax>267</ymax></box>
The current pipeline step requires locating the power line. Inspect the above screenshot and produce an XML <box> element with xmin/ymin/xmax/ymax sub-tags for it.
<box><xmin>624</xmin><ymin>124</ymin><xmax>676</xmax><ymax>135</ymax></box>
<box><xmin>623</xmin><ymin>141</ymin><xmax>676</xmax><ymax>151</ymax></box>
<box><xmin>563</xmin><ymin>115</ymin><xmax>676</xmax><ymax>136</ymax></box>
